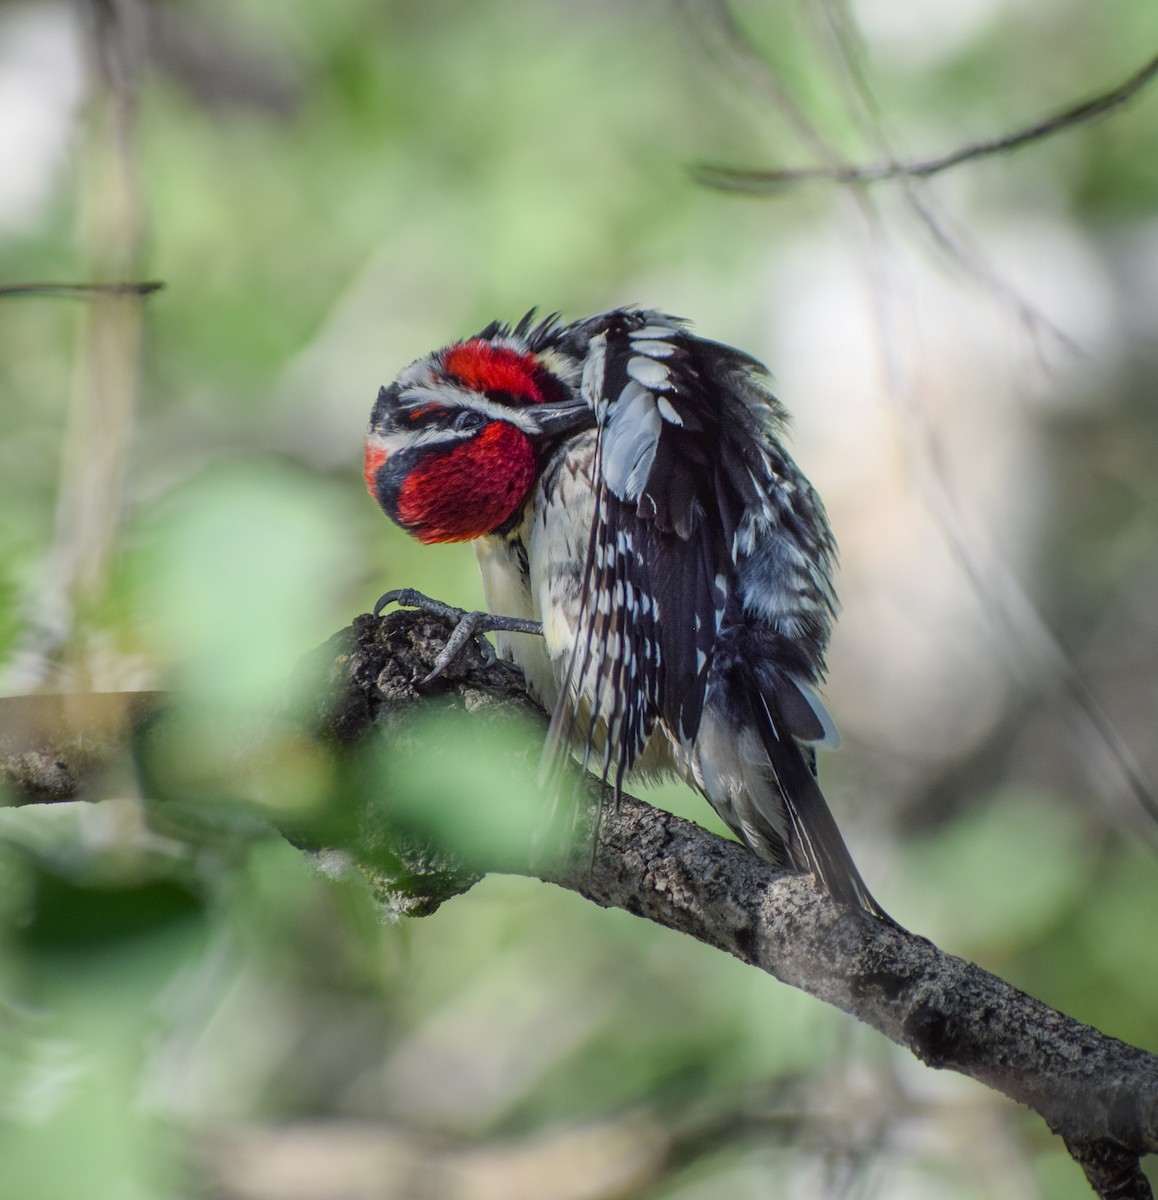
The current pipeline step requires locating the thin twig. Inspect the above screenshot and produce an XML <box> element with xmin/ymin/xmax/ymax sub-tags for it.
<box><xmin>0</xmin><ymin>281</ymin><xmax>163</xmax><ymax>299</ymax></box>
<box><xmin>695</xmin><ymin>51</ymin><xmax>1158</xmax><ymax>191</ymax></box>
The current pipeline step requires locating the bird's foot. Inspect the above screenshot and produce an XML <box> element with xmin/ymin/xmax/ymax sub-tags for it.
<box><xmin>374</xmin><ymin>588</ymin><xmax>543</xmax><ymax>683</ymax></box>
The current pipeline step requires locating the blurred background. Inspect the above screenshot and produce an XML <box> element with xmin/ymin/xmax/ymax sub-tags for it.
<box><xmin>1</xmin><ymin>0</ymin><xmax>1156</xmax><ymax>1196</ymax></box>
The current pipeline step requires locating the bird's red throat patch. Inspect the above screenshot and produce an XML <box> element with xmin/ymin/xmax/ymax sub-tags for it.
<box><xmin>397</xmin><ymin>422</ymin><xmax>536</xmax><ymax>543</ymax></box>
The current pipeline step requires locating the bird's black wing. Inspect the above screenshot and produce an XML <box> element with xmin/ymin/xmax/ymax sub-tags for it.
<box><xmin>549</xmin><ymin>310</ymin><xmax>889</xmax><ymax>919</ymax></box>
<box><xmin>548</xmin><ymin>310</ymin><xmax>745</xmax><ymax>788</ymax></box>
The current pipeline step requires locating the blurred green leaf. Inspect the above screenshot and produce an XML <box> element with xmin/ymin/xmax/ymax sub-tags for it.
<box><xmin>899</xmin><ymin>787</ymin><xmax>1088</xmax><ymax>952</ymax></box>
<box><xmin>358</xmin><ymin>704</ymin><xmax>546</xmax><ymax>867</ymax></box>
<box><xmin>132</xmin><ymin>459</ymin><xmax>360</xmax><ymax>705</ymax></box>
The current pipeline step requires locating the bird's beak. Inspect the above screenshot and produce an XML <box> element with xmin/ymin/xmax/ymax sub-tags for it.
<box><xmin>523</xmin><ymin>399</ymin><xmax>594</xmax><ymax>440</ymax></box>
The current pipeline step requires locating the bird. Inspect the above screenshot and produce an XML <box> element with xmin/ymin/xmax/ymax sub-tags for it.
<box><xmin>364</xmin><ymin>308</ymin><xmax>889</xmax><ymax>919</ymax></box>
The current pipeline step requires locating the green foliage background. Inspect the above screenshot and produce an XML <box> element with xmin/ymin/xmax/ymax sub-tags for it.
<box><xmin>0</xmin><ymin>1</ymin><xmax>1156</xmax><ymax>1196</ymax></box>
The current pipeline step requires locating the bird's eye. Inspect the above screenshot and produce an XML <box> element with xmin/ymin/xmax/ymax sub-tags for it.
<box><xmin>452</xmin><ymin>410</ymin><xmax>487</xmax><ymax>433</ymax></box>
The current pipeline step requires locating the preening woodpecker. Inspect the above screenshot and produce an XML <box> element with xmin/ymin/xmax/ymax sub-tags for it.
<box><xmin>364</xmin><ymin>308</ymin><xmax>887</xmax><ymax>918</ymax></box>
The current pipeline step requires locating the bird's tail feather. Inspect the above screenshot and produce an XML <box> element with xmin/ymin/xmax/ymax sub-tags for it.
<box><xmin>750</xmin><ymin>687</ymin><xmax>896</xmax><ymax>925</ymax></box>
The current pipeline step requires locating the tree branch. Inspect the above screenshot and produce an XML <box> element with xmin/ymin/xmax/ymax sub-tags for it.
<box><xmin>2</xmin><ymin>609</ymin><xmax>1155</xmax><ymax>1198</ymax></box>
<box><xmin>693</xmin><ymin>51</ymin><xmax>1158</xmax><ymax>192</ymax></box>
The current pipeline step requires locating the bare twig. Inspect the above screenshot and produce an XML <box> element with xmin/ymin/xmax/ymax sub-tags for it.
<box><xmin>694</xmin><ymin>51</ymin><xmax>1158</xmax><ymax>191</ymax></box>
<box><xmin>0</xmin><ymin>281</ymin><xmax>163</xmax><ymax>299</ymax></box>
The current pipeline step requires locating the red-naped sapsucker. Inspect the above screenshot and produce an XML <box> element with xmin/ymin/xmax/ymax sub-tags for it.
<box><xmin>364</xmin><ymin>309</ymin><xmax>887</xmax><ymax>918</ymax></box>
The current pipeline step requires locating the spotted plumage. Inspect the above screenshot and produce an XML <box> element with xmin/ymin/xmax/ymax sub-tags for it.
<box><xmin>365</xmin><ymin>308</ymin><xmax>887</xmax><ymax>918</ymax></box>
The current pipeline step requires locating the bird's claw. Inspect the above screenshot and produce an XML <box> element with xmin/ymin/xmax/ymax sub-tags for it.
<box><xmin>374</xmin><ymin>588</ymin><xmax>543</xmax><ymax>683</ymax></box>
<box><xmin>422</xmin><ymin>610</ymin><xmax>498</xmax><ymax>682</ymax></box>
<box><xmin>374</xmin><ymin>587</ymin><xmax>462</xmax><ymax>622</ymax></box>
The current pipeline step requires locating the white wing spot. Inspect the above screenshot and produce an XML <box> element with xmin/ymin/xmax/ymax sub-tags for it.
<box><xmin>582</xmin><ymin>332</ymin><xmax>609</xmax><ymax>417</ymax></box>
<box><xmin>656</xmin><ymin>396</ymin><xmax>683</xmax><ymax>426</ymax></box>
<box><xmin>630</xmin><ymin>339</ymin><xmax>676</xmax><ymax>358</ymax></box>
<box><xmin>603</xmin><ymin>380</ymin><xmax>660</xmax><ymax>500</ymax></box>
<box><xmin>626</xmin><ymin>356</ymin><xmax>672</xmax><ymax>390</ymax></box>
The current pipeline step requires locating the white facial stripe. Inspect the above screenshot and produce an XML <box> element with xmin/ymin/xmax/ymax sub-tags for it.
<box><xmin>395</xmin><ymin>385</ymin><xmax>542</xmax><ymax>435</ymax></box>
<box><xmin>368</xmin><ymin>426</ymin><xmax>461</xmax><ymax>455</ymax></box>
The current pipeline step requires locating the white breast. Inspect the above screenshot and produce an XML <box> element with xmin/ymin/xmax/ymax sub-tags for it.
<box><xmin>473</xmin><ymin>529</ymin><xmax>559</xmax><ymax>713</ymax></box>
<box><xmin>526</xmin><ymin>433</ymin><xmax>601</xmax><ymax>702</ymax></box>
